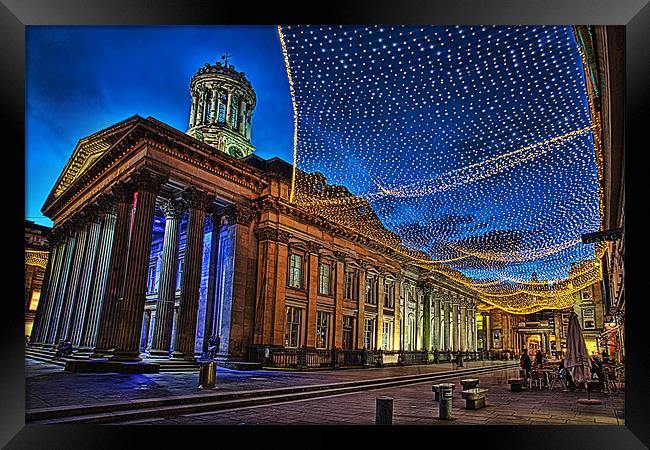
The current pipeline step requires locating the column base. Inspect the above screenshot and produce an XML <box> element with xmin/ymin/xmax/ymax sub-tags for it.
<box><xmin>109</xmin><ymin>351</ymin><xmax>142</xmax><ymax>362</ymax></box>
<box><xmin>89</xmin><ymin>349</ymin><xmax>114</xmax><ymax>359</ymax></box>
<box><xmin>147</xmin><ymin>350</ymin><xmax>172</xmax><ymax>359</ymax></box>
<box><xmin>170</xmin><ymin>351</ymin><xmax>198</xmax><ymax>362</ymax></box>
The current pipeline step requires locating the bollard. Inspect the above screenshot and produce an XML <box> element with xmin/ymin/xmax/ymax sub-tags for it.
<box><xmin>438</xmin><ymin>387</ymin><xmax>453</xmax><ymax>420</ymax></box>
<box><xmin>198</xmin><ymin>361</ymin><xmax>217</xmax><ymax>389</ymax></box>
<box><xmin>375</xmin><ymin>396</ymin><xmax>393</xmax><ymax>425</ymax></box>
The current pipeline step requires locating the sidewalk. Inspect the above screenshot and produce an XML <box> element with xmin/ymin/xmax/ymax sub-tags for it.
<box><xmin>25</xmin><ymin>357</ymin><xmax>506</xmax><ymax>411</ymax></box>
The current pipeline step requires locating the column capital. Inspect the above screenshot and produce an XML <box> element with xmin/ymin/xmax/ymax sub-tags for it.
<box><xmin>255</xmin><ymin>227</ymin><xmax>278</xmax><ymax>242</ymax></box>
<box><xmin>49</xmin><ymin>228</ymin><xmax>64</xmax><ymax>246</ymax></box>
<box><xmin>130</xmin><ymin>168</ymin><xmax>168</xmax><ymax>194</ymax></box>
<box><xmin>83</xmin><ymin>203</ymin><xmax>103</xmax><ymax>224</ymax></box>
<box><xmin>160</xmin><ymin>198</ymin><xmax>186</xmax><ymax>219</ymax></box>
<box><xmin>111</xmin><ymin>180</ymin><xmax>135</xmax><ymax>203</ymax></box>
<box><xmin>306</xmin><ymin>241</ymin><xmax>321</xmax><ymax>255</ymax></box>
<box><xmin>358</xmin><ymin>260</ymin><xmax>368</xmax><ymax>272</ymax></box>
<box><xmin>222</xmin><ymin>204</ymin><xmax>256</xmax><ymax>226</ymax></box>
<box><xmin>96</xmin><ymin>192</ymin><xmax>117</xmax><ymax>215</ymax></box>
<box><xmin>333</xmin><ymin>250</ymin><xmax>347</xmax><ymax>263</ymax></box>
<box><xmin>181</xmin><ymin>186</ymin><xmax>212</xmax><ymax>211</ymax></box>
<box><xmin>277</xmin><ymin>229</ymin><xmax>292</xmax><ymax>244</ymax></box>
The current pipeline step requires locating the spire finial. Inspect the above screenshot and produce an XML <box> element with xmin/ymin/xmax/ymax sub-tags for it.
<box><xmin>221</xmin><ymin>52</ymin><xmax>234</xmax><ymax>68</ymax></box>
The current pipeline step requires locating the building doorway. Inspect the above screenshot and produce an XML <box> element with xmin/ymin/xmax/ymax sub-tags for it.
<box><xmin>526</xmin><ymin>335</ymin><xmax>540</xmax><ymax>354</ymax></box>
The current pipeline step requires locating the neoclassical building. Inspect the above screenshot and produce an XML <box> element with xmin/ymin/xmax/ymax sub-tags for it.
<box><xmin>29</xmin><ymin>59</ymin><xmax>490</xmax><ymax>370</ymax></box>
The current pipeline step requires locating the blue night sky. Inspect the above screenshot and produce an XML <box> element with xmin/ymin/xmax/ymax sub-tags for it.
<box><xmin>25</xmin><ymin>26</ymin><xmax>294</xmax><ymax>227</ymax></box>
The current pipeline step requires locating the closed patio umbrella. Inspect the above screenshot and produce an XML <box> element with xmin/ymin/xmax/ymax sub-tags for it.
<box><xmin>565</xmin><ymin>311</ymin><xmax>599</xmax><ymax>403</ymax></box>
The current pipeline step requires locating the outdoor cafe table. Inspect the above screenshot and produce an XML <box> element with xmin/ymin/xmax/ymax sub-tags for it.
<box><xmin>535</xmin><ymin>368</ymin><xmax>558</xmax><ymax>389</ymax></box>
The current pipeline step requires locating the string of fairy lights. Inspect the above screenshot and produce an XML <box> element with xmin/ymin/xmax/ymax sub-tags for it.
<box><xmin>278</xmin><ymin>25</ymin><xmax>606</xmax><ymax>314</ymax></box>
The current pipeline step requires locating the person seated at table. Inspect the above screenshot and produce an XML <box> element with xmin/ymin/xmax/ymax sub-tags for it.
<box><xmin>559</xmin><ymin>358</ymin><xmax>576</xmax><ymax>390</ymax></box>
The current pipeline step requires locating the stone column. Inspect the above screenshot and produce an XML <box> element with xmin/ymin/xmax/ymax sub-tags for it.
<box><xmin>79</xmin><ymin>194</ymin><xmax>117</xmax><ymax>351</ymax></box>
<box><xmin>44</xmin><ymin>226</ymin><xmax>76</xmax><ymax>346</ymax></box>
<box><xmin>70</xmin><ymin>206</ymin><xmax>103</xmax><ymax>348</ymax></box>
<box><xmin>92</xmin><ymin>182</ymin><xmax>135</xmax><ymax>357</ymax></box>
<box><xmin>305</xmin><ymin>242</ymin><xmax>320</xmax><ymax>348</ymax></box>
<box><xmin>432</xmin><ymin>290</ymin><xmax>440</xmax><ymax>351</ymax></box>
<box><xmin>443</xmin><ymin>295</ymin><xmax>451</xmax><ymax>351</ymax></box>
<box><xmin>272</xmin><ymin>230</ymin><xmax>290</xmax><ymax>346</ymax></box>
<box><xmin>226</xmin><ymin>90</ymin><xmax>234</xmax><ymax>129</ymax></box>
<box><xmin>172</xmin><ymin>187</ymin><xmax>211</xmax><ymax>360</ymax></box>
<box><xmin>421</xmin><ymin>285</ymin><xmax>431</xmax><ymax>350</ymax></box>
<box><xmin>110</xmin><ymin>169</ymin><xmax>167</xmax><ymax>361</ymax></box>
<box><xmin>376</xmin><ymin>271</ymin><xmax>385</xmax><ymax>350</ymax></box>
<box><xmin>54</xmin><ymin>213</ymin><xmax>88</xmax><ymax>341</ymax></box>
<box><xmin>253</xmin><ymin>227</ymin><xmax>278</xmax><ymax>346</ymax></box>
<box><xmin>189</xmin><ymin>94</ymin><xmax>198</xmax><ymax>128</ymax></box>
<box><xmin>30</xmin><ymin>231</ymin><xmax>63</xmax><ymax>344</ymax></box>
<box><xmin>356</xmin><ymin>262</ymin><xmax>366</xmax><ymax>349</ymax></box>
<box><xmin>149</xmin><ymin>199</ymin><xmax>184</xmax><ymax>357</ymax></box>
<box><xmin>333</xmin><ymin>251</ymin><xmax>346</xmax><ymax>349</ymax></box>
<box><xmin>460</xmin><ymin>302</ymin><xmax>467</xmax><ymax>352</ymax></box>
<box><xmin>209</xmin><ymin>88</ymin><xmax>218</xmax><ymax>123</ymax></box>
<box><xmin>393</xmin><ymin>274</ymin><xmax>402</xmax><ymax>351</ymax></box>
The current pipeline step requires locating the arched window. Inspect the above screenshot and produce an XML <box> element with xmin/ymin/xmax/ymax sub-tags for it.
<box><xmin>204</xmin><ymin>91</ymin><xmax>213</xmax><ymax>123</ymax></box>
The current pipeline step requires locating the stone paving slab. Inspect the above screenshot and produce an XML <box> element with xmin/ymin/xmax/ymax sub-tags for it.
<box><xmin>121</xmin><ymin>366</ymin><xmax>624</xmax><ymax>426</ymax></box>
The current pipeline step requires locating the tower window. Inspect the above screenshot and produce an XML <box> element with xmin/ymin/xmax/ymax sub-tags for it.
<box><xmin>218</xmin><ymin>93</ymin><xmax>227</xmax><ymax>123</ymax></box>
<box><xmin>230</xmin><ymin>95</ymin><xmax>239</xmax><ymax>129</ymax></box>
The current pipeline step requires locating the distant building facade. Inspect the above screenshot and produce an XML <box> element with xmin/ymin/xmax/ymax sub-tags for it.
<box><xmin>25</xmin><ymin>220</ymin><xmax>51</xmax><ymax>339</ymax></box>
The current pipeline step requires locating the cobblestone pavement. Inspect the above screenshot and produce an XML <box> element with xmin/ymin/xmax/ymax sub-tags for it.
<box><xmin>121</xmin><ymin>367</ymin><xmax>625</xmax><ymax>426</ymax></box>
<box><xmin>25</xmin><ymin>358</ymin><xmax>624</xmax><ymax>426</ymax></box>
<box><xmin>25</xmin><ymin>358</ymin><xmax>507</xmax><ymax>410</ymax></box>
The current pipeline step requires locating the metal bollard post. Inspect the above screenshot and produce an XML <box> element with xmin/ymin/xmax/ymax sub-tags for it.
<box><xmin>375</xmin><ymin>396</ymin><xmax>393</xmax><ymax>425</ymax></box>
<box><xmin>438</xmin><ymin>387</ymin><xmax>453</xmax><ymax>420</ymax></box>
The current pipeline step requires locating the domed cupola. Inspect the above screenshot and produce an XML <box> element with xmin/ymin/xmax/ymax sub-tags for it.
<box><xmin>187</xmin><ymin>54</ymin><xmax>256</xmax><ymax>158</ymax></box>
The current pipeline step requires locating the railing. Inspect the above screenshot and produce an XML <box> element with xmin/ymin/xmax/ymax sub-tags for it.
<box><xmin>247</xmin><ymin>346</ymin><xmax>515</xmax><ymax>371</ymax></box>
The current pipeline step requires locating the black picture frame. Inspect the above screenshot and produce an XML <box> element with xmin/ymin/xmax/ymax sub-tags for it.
<box><xmin>4</xmin><ymin>0</ymin><xmax>648</xmax><ymax>448</ymax></box>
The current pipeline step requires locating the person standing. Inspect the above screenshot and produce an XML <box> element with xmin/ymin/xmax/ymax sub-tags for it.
<box><xmin>520</xmin><ymin>349</ymin><xmax>532</xmax><ymax>380</ymax></box>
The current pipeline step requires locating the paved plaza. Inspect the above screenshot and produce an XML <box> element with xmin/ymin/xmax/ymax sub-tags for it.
<box><xmin>25</xmin><ymin>358</ymin><xmax>624</xmax><ymax>426</ymax></box>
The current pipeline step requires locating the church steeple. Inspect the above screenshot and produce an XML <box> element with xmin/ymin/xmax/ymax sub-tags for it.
<box><xmin>187</xmin><ymin>57</ymin><xmax>256</xmax><ymax>158</ymax></box>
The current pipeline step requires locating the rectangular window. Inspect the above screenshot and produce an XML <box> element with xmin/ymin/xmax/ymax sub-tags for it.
<box><xmin>382</xmin><ymin>321</ymin><xmax>393</xmax><ymax>350</ymax></box>
<box><xmin>288</xmin><ymin>253</ymin><xmax>303</xmax><ymax>289</ymax></box>
<box><xmin>318</xmin><ymin>263</ymin><xmax>330</xmax><ymax>295</ymax></box>
<box><xmin>315</xmin><ymin>311</ymin><xmax>331</xmax><ymax>349</ymax></box>
<box><xmin>366</xmin><ymin>278</ymin><xmax>378</xmax><ymax>304</ymax></box>
<box><xmin>342</xmin><ymin>316</ymin><xmax>354</xmax><ymax>350</ymax></box>
<box><xmin>383</xmin><ymin>283</ymin><xmax>394</xmax><ymax>308</ymax></box>
<box><xmin>28</xmin><ymin>290</ymin><xmax>40</xmax><ymax>312</ymax></box>
<box><xmin>364</xmin><ymin>318</ymin><xmax>376</xmax><ymax>349</ymax></box>
<box><xmin>284</xmin><ymin>306</ymin><xmax>302</xmax><ymax>348</ymax></box>
<box><xmin>147</xmin><ymin>264</ymin><xmax>157</xmax><ymax>294</ymax></box>
<box><xmin>344</xmin><ymin>270</ymin><xmax>355</xmax><ymax>300</ymax></box>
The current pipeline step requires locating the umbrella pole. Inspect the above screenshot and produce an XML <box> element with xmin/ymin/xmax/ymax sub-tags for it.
<box><xmin>586</xmin><ymin>381</ymin><xmax>590</xmax><ymax>400</ymax></box>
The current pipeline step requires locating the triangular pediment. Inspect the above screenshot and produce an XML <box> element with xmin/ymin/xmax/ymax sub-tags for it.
<box><xmin>47</xmin><ymin>116</ymin><xmax>142</xmax><ymax>201</ymax></box>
